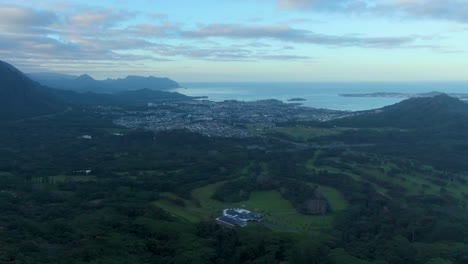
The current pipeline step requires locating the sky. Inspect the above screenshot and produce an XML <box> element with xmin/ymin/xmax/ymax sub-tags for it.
<box><xmin>1</xmin><ymin>0</ymin><xmax>468</xmax><ymax>82</ymax></box>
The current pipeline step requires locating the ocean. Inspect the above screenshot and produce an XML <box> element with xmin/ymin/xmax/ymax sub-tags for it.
<box><xmin>176</xmin><ymin>82</ymin><xmax>468</xmax><ymax>111</ymax></box>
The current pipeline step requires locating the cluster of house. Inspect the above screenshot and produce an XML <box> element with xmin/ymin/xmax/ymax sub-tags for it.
<box><xmin>215</xmin><ymin>208</ymin><xmax>263</xmax><ymax>228</ymax></box>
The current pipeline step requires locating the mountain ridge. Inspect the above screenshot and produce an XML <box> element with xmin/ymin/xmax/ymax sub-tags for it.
<box><xmin>45</xmin><ymin>87</ymin><xmax>193</xmax><ymax>106</ymax></box>
<box><xmin>28</xmin><ymin>72</ymin><xmax>180</xmax><ymax>93</ymax></box>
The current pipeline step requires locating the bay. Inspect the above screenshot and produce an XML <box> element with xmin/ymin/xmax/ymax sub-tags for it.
<box><xmin>176</xmin><ymin>82</ymin><xmax>468</xmax><ymax>111</ymax></box>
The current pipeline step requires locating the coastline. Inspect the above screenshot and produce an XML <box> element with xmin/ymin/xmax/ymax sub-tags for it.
<box><xmin>339</xmin><ymin>92</ymin><xmax>468</xmax><ymax>100</ymax></box>
<box><xmin>174</xmin><ymin>82</ymin><xmax>468</xmax><ymax>111</ymax></box>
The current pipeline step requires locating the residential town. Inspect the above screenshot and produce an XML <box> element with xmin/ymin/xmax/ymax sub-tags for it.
<box><xmin>112</xmin><ymin>99</ymin><xmax>352</xmax><ymax>138</ymax></box>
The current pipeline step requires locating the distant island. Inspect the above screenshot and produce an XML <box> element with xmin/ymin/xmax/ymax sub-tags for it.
<box><xmin>339</xmin><ymin>91</ymin><xmax>468</xmax><ymax>100</ymax></box>
<box><xmin>287</xmin><ymin>97</ymin><xmax>307</xmax><ymax>102</ymax></box>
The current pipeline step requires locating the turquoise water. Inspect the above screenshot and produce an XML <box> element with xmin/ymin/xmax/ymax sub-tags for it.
<box><xmin>176</xmin><ymin>82</ymin><xmax>468</xmax><ymax>111</ymax></box>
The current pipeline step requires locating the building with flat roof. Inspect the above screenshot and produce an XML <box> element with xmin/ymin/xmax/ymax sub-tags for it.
<box><xmin>215</xmin><ymin>208</ymin><xmax>263</xmax><ymax>228</ymax></box>
<box><xmin>215</xmin><ymin>215</ymin><xmax>247</xmax><ymax>228</ymax></box>
<box><xmin>223</xmin><ymin>208</ymin><xmax>262</xmax><ymax>222</ymax></box>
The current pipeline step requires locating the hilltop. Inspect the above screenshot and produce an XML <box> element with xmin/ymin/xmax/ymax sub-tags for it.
<box><xmin>333</xmin><ymin>94</ymin><xmax>468</xmax><ymax>130</ymax></box>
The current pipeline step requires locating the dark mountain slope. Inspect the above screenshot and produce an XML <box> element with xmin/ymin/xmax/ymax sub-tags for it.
<box><xmin>0</xmin><ymin>60</ymin><xmax>65</xmax><ymax>120</ymax></box>
<box><xmin>333</xmin><ymin>94</ymin><xmax>468</xmax><ymax>130</ymax></box>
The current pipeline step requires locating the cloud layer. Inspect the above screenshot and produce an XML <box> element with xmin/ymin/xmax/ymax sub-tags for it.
<box><xmin>276</xmin><ymin>0</ymin><xmax>468</xmax><ymax>23</ymax></box>
<box><xmin>182</xmin><ymin>24</ymin><xmax>416</xmax><ymax>48</ymax></box>
<box><xmin>0</xmin><ymin>0</ymin><xmax>465</xmax><ymax>76</ymax></box>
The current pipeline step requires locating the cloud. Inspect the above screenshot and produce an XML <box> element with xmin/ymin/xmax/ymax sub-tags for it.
<box><xmin>182</xmin><ymin>23</ymin><xmax>417</xmax><ymax>48</ymax></box>
<box><xmin>259</xmin><ymin>54</ymin><xmax>311</xmax><ymax>60</ymax></box>
<box><xmin>148</xmin><ymin>43</ymin><xmax>312</xmax><ymax>61</ymax></box>
<box><xmin>391</xmin><ymin>0</ymin><xmax>468</xmax><ymax>23</ymax></box>
<box><xmin>277</xmin><ymin>0</ymin><xmax>351</xmax><ymax>10</ymax></box>
<box><xmin>0</xmin><ymin>1</ymin><xmax>456</xmax><ymax>75</ymax></box>
<box><xmin>67</xmin><ymin>9</ymin><xmax>134</xmax><ymax>27</ymax></box>
<box><xmin>0</xmin><ymin>2</ymin><xmax>415</xmax><ymax>70</ymax></box>
<box><xmin>276</xmin><ymin>0</ymin><xmax>468</xmax><ymax>23</ymax></box>
<box><xmin>0</xmin><ymin>3</ymin><xmax>169</xmax><ymax>71</ymax></box>
<box><xmin>182</xmin><ymin>24</ymin><xmax>303</xmax><ymax>39</ymax></box>
<box><xmin>126</xmin><ymin>22</ymin><xmax>179</xmax><ymax>37</ymax></box>
<box><xmin>0</xmin><ymin>4</ymin><xmax>58</xmax><ymax>34</ymax></box>
<box><xmin>0</xmin><ymin>5</ymin><xmax>58</xmax><ymax>26</ymax></box>
<box><xmin>147</xmin><ymin>13</ymin><xmax>169</xmax><ymax>21</ymax></box>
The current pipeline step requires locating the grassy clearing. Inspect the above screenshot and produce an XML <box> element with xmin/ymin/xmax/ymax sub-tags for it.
<box><xmin>351</xmin><ymin>162</ymin><xmax>461</xmax><ymax>197</ymax></box>
<box><xmin>307</xmin><ymin>153</ymin><xmax>468</xmax><ymax>201</ymax></box>
<box><xmin>154</xmin><ymin>181</ymin><xmax>334</xmax><ymax>232</ymax></box>
<box><xmin>240</xmin><ymin>191</ymin><xmax>333</xmax><ymax>231</ymax></box>
<box><xmin>271</xmin><ymin>127</ymin><xmax>343</xmax><ymax>141</ymax></box>
<box><xmin>246</xmin><ymin>124</ymin><xmax>346</xmax><ymax>141</ymax></box>
<box><xmin>154</xmin><ymin>193</ymin><xmax>205</xmax><ymax>222</ymax></box>
<box><xmin>315</xmin><ymin>185</ymin><xmax>348</xmax><ymax>212</ymax></box>
<box><xmin>53</xmin><ymin>175</ymin><xmax>96</xmax><ymax>182</ymax></box>
<box><xmin>306</xmin><ymin>157</ymin><xmax>362</xmax><ymax>181</ymax></box>
<box><xmin>34</xmin><ymin>175</ymin><xmax>96</xmax><ymax>183</ymax></box>
<box><xmin>191</xmin><ymin>181</ymin><xmax>226</xmax><ymax>211</ymax></box>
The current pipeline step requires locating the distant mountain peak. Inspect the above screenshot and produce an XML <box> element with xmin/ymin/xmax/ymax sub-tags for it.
<box><xmin>76</xmin><ymin>74</ymin><xmax>95</xmax><ymax>81</ymax></box>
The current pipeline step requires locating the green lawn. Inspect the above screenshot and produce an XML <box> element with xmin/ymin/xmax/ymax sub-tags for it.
<box><xmin>307</xmin><ymin>153</ymin><xmax>468</xmax><ymax>201</ymax></box>
<box><xmin>271</xmin><ymin>127</ymin><xmax>343</xmax><ymax>141</ymax></box>
<box><xmin>315</xmin><ymin>185</ymin><xmax>348</xmax><ymax>212</ymax></box>
<box><xmin>34</xmin><ymin>175</ymin><xmax>96</xmax><ymax>183</ymax></box>
<box><xmin>153</xmin><ymin>193</ymin><xmax>205</xmax><ymax>222</ymax></box>
<box><xmin>239</xmin><ymin>191</ymin><xmax>333</xmax><ymax>231</ymax></box>
<box><xmin>191</xmin><ymin>180</ymin><xmax>227</xmax><ymax>211</ymax></box>
<box><xmin>306</xmin><ymin>157</ymin><xmax>362</xmax><ymax>181</ymax></box>
<box><xmin>246</xmin><ymin>124</ymin><xmax>346</xmax><ymax>142</ymax></box>
<box><xmin>154</xmin><ymin>181</ymin><xmax>334</xmax><ymax>232</ymax></box>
